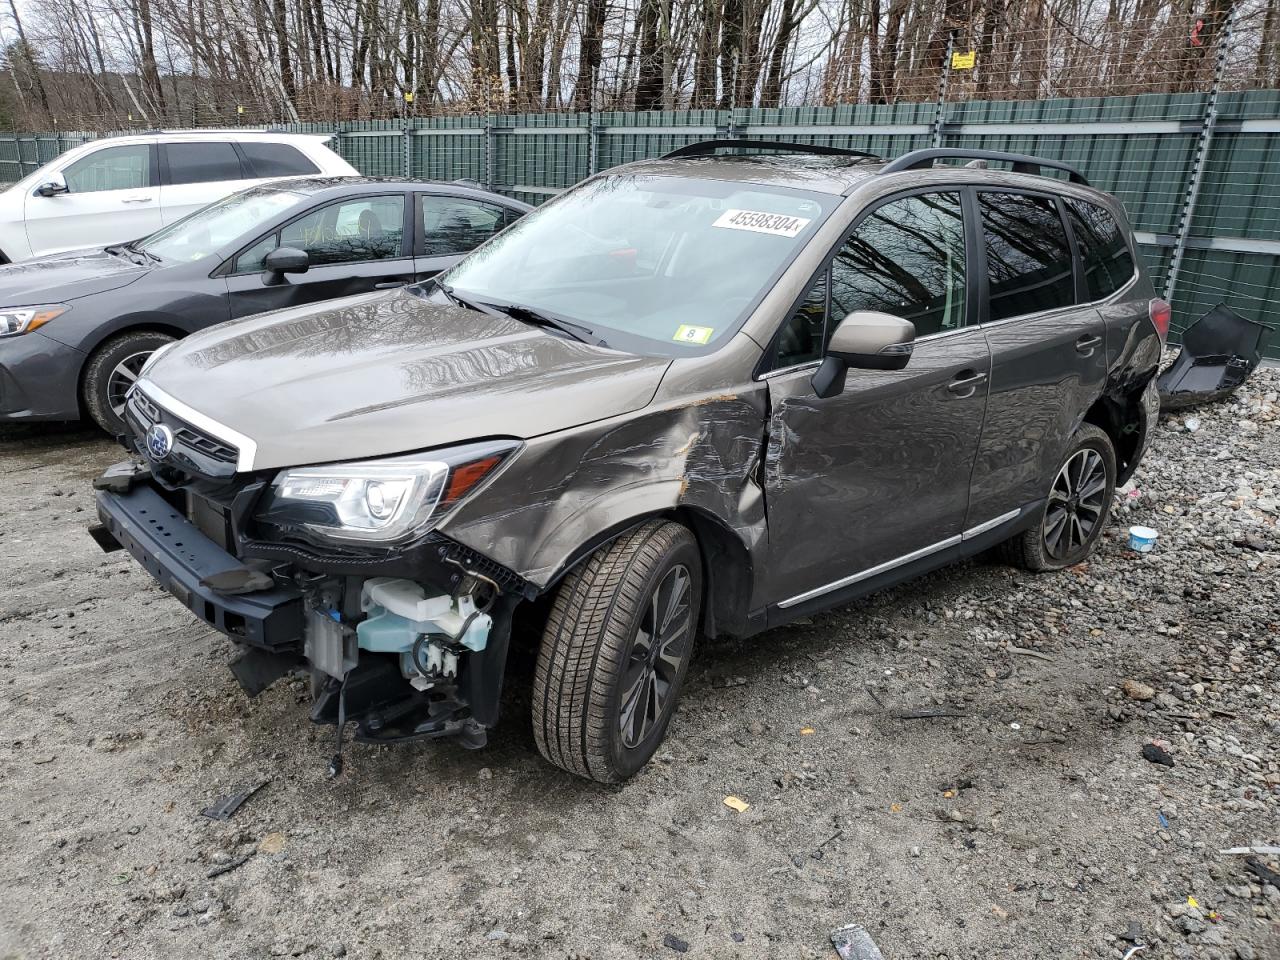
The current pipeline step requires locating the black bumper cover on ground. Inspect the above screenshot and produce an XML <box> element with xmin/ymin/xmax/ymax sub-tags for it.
<box><xmin>95</xmin><ymin>484</ymin><xmax>305</xmax><ymax>651</ymax></box>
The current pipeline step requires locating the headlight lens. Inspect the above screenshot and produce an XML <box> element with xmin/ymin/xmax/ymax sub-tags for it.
<box><xmin>256</xmin><ymin>439</ymin><xmax>520</xmax><ymax>546</ymax></box>
<box><xmin>0</xmin><ymin>303</ymin><xmax>68</xmax><ymax>337</ymax></box>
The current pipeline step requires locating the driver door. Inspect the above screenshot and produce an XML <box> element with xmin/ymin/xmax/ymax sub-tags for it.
<box><xmin>761</xmin><ymin>190</ymin><xmax>991</xmax><ymax>608</ymax></box>
<box><xmin>24</xmin><ymin>141</ymin><xmax>161</xmax><ymax>256</ymax></box>
<box><xmin>223</xmin><ymin>193</ymin><xmax>415</xmax><ymax>318</ymax></box>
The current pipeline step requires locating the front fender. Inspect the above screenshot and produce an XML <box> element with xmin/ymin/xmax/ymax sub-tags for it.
<box><xmin>442</xmin><ymin>388</ymin><xmax>770</xmax><ymax>604</ymax></box>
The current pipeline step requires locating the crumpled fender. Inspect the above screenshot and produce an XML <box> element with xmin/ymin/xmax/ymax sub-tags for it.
<box><xmin>441</xmin><ymin>387</ymin><xmax>769</xmax><ymax>604</ymax></box>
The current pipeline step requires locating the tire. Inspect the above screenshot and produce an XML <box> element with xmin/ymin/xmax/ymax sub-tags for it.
<box><xmin>82</xmin><ymin>331</ymin><xmax>175</xmax><ymax>435</ymax></box>
<box><xmin>999</xmin><ymin>423</ymin><xmax>1117</xmax><ymax>572</ymax></box>
<box><xmin>533</xmin><ymin>520</ymin><xmax>702</xmax><ymax>784</ymax></box>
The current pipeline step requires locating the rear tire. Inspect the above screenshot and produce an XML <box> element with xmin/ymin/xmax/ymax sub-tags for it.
<box><xmin>533</xmin><ymin>520</ymin><xmax>701</xmax><ymax>784</ymax></box>
<box><xmin>82</xmin><ymin>331</ymin><xmax>175</xmax><ymax>435</ymax></box>
<box><xmin>999</xmin><ymin>423</ymin><xmax>1116</xmax><ymax>571</ymax></box>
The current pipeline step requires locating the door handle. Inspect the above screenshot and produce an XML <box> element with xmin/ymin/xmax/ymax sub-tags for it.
<box><xmin>947</xmin><ymin>370</ymin><xmax>988</xmax><ymax>396</ymax></box>
<box><xmin>121</xmin><ymin>195</ymin><xmax>153</xmax><ymax>204</ymax></box>
<box><xmin>374</xmin><ymin>280</ymin><xmax>407</xmax><ymax>289</ymax></box>
<box><xmin>1075</xmin><ymin>334</ymin><xmax>1102</xmax><ymax>354</ymax></box>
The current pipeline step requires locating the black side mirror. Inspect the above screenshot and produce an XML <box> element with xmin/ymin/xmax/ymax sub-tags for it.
<box><xmin>35</xmin><ymin>180</ymin><xmax>68</xmax><ymax>198</ymax></box>
<box><xmin>811</xmin><ymin>311</ymin><xmax>916</xmax><ymax>399</ymax></box>
<box><xmin>262</xmin><ymin>247</ymin><xmax>309</xmax><ymax>284</ymax></box>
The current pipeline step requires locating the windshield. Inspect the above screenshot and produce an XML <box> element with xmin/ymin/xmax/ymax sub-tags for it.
<box><xmin>139</xmin><ymin>187</ymin><xmax>303</xmax><ymax>262</ymax></box>
<box><xmin>438</xmin><ymin>174</ymin><xmax>835</xmax><ymax>355</ymax></box>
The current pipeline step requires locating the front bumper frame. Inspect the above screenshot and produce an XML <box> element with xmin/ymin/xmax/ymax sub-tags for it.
<box><xmin>95</xmin><ymin>482</ymin><xmax>305</xmax><ymax>651</ymax></box>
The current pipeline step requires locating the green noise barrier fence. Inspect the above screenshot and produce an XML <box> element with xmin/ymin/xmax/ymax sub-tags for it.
<box><xmin>1</xmin><ymin>90</ymin><xmax>1279</xmax><ymax>357</ymax></box>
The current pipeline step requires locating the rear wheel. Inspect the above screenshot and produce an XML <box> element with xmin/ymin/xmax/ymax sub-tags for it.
<box><xmin>533</xmin><ymin>520</ymin><xmax>701</xmax><ymax>784</ymax></box>
<box><xmin>82</xmin><ymin>331</ymin><xmax>175</xmax><ymax>435</ymax></box>
<box><xmin>999</xmin><ymin>423</ymin><xmax>1116</xmax><ymax>571</ymax></box>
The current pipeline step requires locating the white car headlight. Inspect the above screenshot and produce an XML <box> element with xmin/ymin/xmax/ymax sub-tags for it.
<box><xmin>0</xmin><ymin>303</ymin><xmax>68</xmax><ymax>337</ymax></box>
<box><xmin>255</xmin><ymin>440</ymin><xmax>520</xmax><ymax>546</ymax></box>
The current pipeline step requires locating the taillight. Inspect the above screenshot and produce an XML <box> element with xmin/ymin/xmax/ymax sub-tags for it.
<box><xmin>1149</xmin><ymin>298</ymin><xmax>1171</xmax><ymax>343</ymax></box>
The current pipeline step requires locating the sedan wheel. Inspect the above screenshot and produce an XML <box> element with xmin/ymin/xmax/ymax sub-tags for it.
<box><xmin>82</xmin><ymin>330</ymin><xmax>176</xmax><ymax>435</ymax></box>
<box><xmin>106</xmin><ymin>350</ymin><xmax>153</xmax><ymax>420</ymax></box>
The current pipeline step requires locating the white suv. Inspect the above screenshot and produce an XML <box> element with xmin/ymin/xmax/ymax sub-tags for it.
<box><xmin>0</xmin><ymin>130</ymin><xmax>359</xmax><ymax>262</ymax></box>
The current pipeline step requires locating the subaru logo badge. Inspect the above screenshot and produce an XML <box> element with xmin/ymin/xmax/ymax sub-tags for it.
<box><xmin>146</xmin><ymin>423</ymin><xmax>174</xmax><ymax>460</ymax></box>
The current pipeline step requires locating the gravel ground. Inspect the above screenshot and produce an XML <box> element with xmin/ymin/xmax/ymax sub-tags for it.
<box><xmin>1</xmin><ymin>372</ymin><xmax>1278</xmax><ymax>960</ymax></box>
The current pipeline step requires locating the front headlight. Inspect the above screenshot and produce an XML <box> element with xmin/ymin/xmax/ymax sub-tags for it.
<box><xmin>255</xmin><ymin>439</ymin><xmax>520</xmax><ymax>546</ymax></box>
<box><xmin>0</xmin><ymin>303</ymin><xmax>68</xmax><ymax>337</ymax></box>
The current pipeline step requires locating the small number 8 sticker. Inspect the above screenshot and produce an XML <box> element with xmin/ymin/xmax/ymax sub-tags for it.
<box><xmin>673</xmin><ymin>324</ymin><xmax>714</xmax><ymax>344</ymax></box>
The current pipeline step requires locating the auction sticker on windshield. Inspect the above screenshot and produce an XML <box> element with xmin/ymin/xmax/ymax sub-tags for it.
<box><xmin>713</xmin><ymin>209</ymin><xmax>812</xmax><ymax>238</ymax></box>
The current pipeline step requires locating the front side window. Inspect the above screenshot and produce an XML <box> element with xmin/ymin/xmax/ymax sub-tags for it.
<box><xmin>165</xmin><ymin>142</ymin><xmax>244</xmax><ymax>186</ymax></box>
<box><xmin>237</xmin><ymin>195</ymin><xmax>406</xmax><ymax>271</ymax></box>
<box><xmin>440</xmin><ymin>174</ymin><xmax>835</xmax><ymax>356</ymax></box>
<box><xmin>979</xmin><ymin>192</ymin><xmax>1075</xmax><ymax>321</ymax></box>
<box><xmin>829</xmin><ymin>191</ymin><xmax>968</xmax><ymax>339</ymax></box>
<box><xmin>421</xmin><ymin>196</ymin><xmax>512</xmax><ymax>255</ymax></box>
<box><xmin>1065</xmin><ymin>198</ymin><xmax>1135</xmax><ymax>301</ymax></box>
<box><xmin>140</xmin><ymin>187</ymin><xmax>302</xmax><ymax>263</ymax></box>
<box><xmin>62</xmin><ymin>144</ymin><xmax>151</xmax><ymax>194</ymax></box>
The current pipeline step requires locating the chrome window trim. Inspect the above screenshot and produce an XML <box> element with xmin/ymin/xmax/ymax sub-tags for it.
<box><xmin>777</xmin><ymin>508</ymin><xmax>1024</xmax><ymax>608</ymax></box>
<box><xmin>133</xmin><ymin>379</ymin><xmax>258</xmax><ymax>472</ymax></box>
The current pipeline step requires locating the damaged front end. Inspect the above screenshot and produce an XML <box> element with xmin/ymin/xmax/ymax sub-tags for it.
<box><xmin>90</xmin><ymin>403</ymin><xmax>536</xmax><ymax>773</ymax></box>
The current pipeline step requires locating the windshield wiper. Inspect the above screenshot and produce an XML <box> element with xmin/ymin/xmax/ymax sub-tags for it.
<box><xmin>487</xmin><ymin>302</ymin><xmax>608</xmax><ymax>348</ymax></box>
<box><xmin>105</xmin><ymin>243</ymin><xmax>156</xmax><ymax>267</ymax></box>
<box><xmin>435</xmin><ymin>283</ymin><xmax>609</xmax><ymax>348</ymax></box>
<box><xmin>125</xmin><ymin>240</ymin><xmax>163</xmax><ymax>264</ymax></box>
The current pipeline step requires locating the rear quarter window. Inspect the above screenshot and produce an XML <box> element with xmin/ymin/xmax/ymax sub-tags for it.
<box><xmin>241</xmin><ymin>142</ymin><xmax>320</xmax><ymax>178</ymax></box>
<box><xmin>1065</xmin><ymin>198</ymin><xmax>1136</xmax><ymax>300</ymax></box>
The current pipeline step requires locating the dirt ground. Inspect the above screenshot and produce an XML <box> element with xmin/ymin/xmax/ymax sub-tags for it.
<box><xmin>1</xmin><ymin>375</ymin><xmax>1278</xmax><ymax>960</ymax></box>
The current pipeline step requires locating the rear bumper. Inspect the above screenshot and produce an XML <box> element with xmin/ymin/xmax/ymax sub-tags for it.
<box><xmin>95</xmin><ymin>483</ymin><xmax>305</xmax><ymax>650</ymax></box>
<box><xmin>0</xmin><ymin>331</ymin><xmax>84</xmax><ymax>421</ymax></box>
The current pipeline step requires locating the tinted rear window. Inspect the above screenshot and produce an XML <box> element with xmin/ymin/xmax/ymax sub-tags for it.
<box><xmin>979</xmin><ymin>192</ymin><xmax>1075</xmax><ymax>321</ymax></box>
<box><xmin>166</xmin><ymin>142</ymin><xmax>243</xmax><ymax>185</ymax></box>
<box><xmin>241</xmin><ymin>141</ymin><xmax>320</xmax><ymax>178</ymax></box>
<box><xmin>1066</xmin><ymin>198</ymin><xmax>1135</xmax><ymax>300</ymax></box>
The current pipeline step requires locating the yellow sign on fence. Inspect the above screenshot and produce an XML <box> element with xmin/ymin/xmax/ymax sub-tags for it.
<box><xmin>951</xmin><ymin>50</ymin><xmax>977</xmax><ymax>70</ymax></box>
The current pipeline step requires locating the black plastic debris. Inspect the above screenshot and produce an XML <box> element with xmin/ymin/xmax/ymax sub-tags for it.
<box><xmin>200</xmin><ymin>780</ymin><xmax>268</xmax><ymax>821</ymax></box>
<box><xmin>663</xmin><ymin>933</ymin><xmax>689</xmax><ymax>953</ymax></box>
<box><xmin>1141</xmin><ymin>743</ymin><xmax>1175</xmax><ymax>768</ymax></box>
<box><xmin>1158</xmin><ymin>303</ymin><xmax>1274</xmax><ymax>410</ymax></box>
<box><xmin>830</xmin><ymin>924</ymin><xmax>885</xmax><ymax>960</ymax></box>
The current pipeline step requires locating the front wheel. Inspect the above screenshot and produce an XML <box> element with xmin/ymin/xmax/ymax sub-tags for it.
<box><xmin>999</xmin><ymin>422</ymin><xmax>1117</xmax><ymax>571</ymax></box>
<box><xmin>82</xmin><ymin>331</ymin><xmax>176</xmax><ymax>435</ymax></box>
<box><xmin>533</xmin><ymin>520</ymin><xmax>701</xmax><ymax>784</ymax></box>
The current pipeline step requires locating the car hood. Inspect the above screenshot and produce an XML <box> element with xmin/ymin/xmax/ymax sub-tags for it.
<box><xmin>0</xmin><ymin>247</ymin><xmax>149</xmax><ymax>304</ymax></box>
<box><xmin>142</xmin><ymin>289</ymin><xmax>672</xmax><ymax>470</ymax></box>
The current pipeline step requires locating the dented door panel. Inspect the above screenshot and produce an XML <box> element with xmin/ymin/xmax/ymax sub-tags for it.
<box><xmin>760</xmin><ymin>328</ymin><xmax>991</xmax><ymax>607</ymax></box>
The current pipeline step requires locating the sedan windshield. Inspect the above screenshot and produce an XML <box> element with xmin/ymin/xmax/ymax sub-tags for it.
<box><xmin>439</xmin><ymin>174</ymin><xmax>835</xmax><ymax>355</ymax></box>
<box><xmin>139</xmin><ymin>187</ymin><xmax>303</xmax><ymax>262</ymax></box>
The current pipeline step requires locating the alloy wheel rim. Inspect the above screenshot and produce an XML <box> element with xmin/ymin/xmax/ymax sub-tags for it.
<box><xmin>106</xmin><ymin>351</ymin><xmax>152</xmax><ymax>417</ymax></box>
<box><xmin>1042</xmin><ymin>448</ymin><xmax>1107</xmax><ymax>560</ymax></box>
<box><xmin>618</xmin><ymin>564</ymin><xmax>692</xmax><ymax>749</ymax></box>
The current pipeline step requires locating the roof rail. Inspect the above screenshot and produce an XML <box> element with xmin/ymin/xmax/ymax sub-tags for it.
<box><xmin>662</xmin><ymin>139</ymin><xmax>882</xmax><ymax>162</ymax></box>
<box><xmin>880</xmin><ymin>148</ymin><xmax>1090</xmax><ymax>186</ymax></box>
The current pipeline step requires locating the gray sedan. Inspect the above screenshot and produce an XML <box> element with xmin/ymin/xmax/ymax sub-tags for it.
<box><xmin>0</xmin><ymin>177</ymin><xmax>529</xmax><ymax>433</ymax></box>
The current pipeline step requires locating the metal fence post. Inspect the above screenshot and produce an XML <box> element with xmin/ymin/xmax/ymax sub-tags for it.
<box><xmin>1164</xmin><ymin>7</ymin><xmax>1237</xmax><ymax>305</ymax></box>
<box><xmin>932</xmin><ymin>30</ymin><xmax>957</xmax><ymax>148</ymax></box>
<box><xmin>401</xmin><ymin>120</ymin><xmax>412</xmax><ymax>178</ymax></box>
<box><xmin>484</xmin><ymin>114</ymin><xmax>495</xmax><ymax>190</ymax></box>
<box><xmin>587</xmin><ymin>64</ymin><xmax>600</xmax><ymax>175</ymax></box>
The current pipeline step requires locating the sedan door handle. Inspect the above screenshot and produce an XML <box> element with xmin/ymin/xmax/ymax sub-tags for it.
<box><xmin>121</xmin><ymin>195</ymin><xmax>154</xmax><ymax>204</ymax></box>
<box><xmin>1075</xmin><ymin>334</ymin><xmax>1102</xmax><ymax>354</ymax></box>
<box><xmin>374</xmin><ymin>280</ymin><xmax>407</xmax><ymax>289</ymax></box>
<box><xmin>947</xmin><ymin>370</ymin><xmax>988</xmax><ymax>396</ymax></box>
